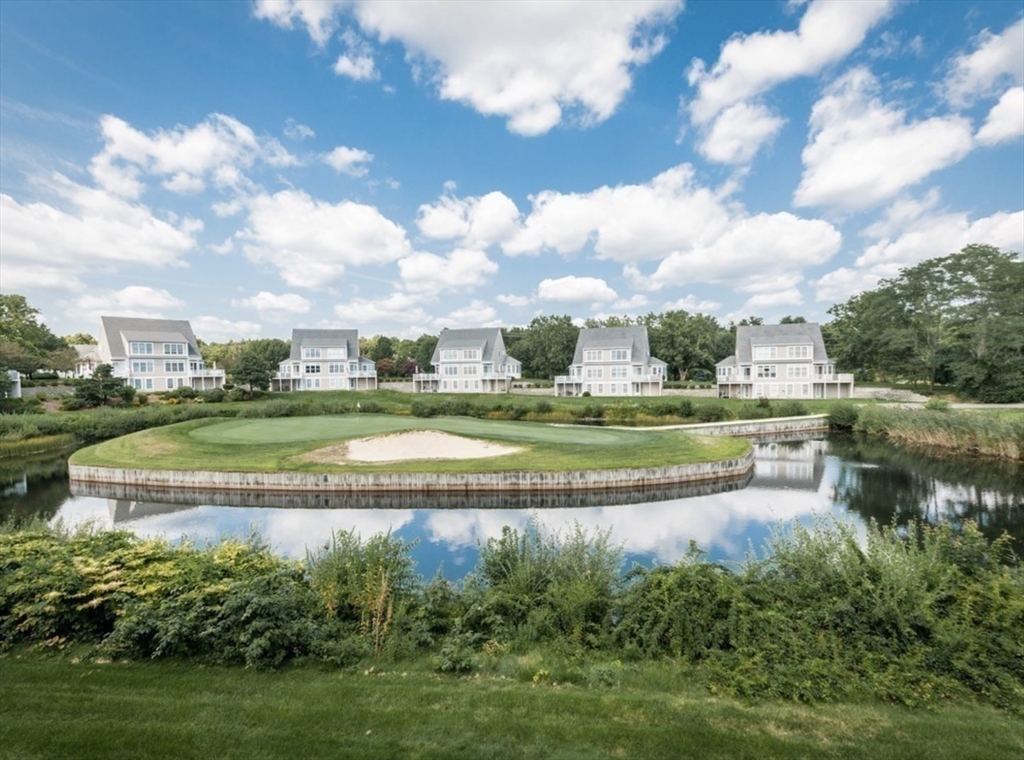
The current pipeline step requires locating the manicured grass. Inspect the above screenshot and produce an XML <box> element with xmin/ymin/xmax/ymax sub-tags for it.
<box><xmin>69</xmin><ymin>415</ymin><xmax>751</xmax><ymax>473</ymax></box>
<box><xmin>1</xmin><ymin>654</ymin><xmax>1019</xmax><ymax>760</ymax></box>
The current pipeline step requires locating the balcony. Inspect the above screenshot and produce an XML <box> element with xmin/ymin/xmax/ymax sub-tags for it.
<box><xmin>631</xmin><ymin>374</ymin><xmax>663</xmax><ymax>383</ymax></box>
<box><xmin>413</xmin><ymin>373</ymin><xmax>439</xmax><ymax>382</ymax></box>
<box><xmin>817</xmin><ymin>373</ymin><xmax>854</xmax><ymax>383</ymax></box>
<box><xmin>191</xmin><ymin>368</ymin><xmax>225</xmax><ymax>378</ymax></box>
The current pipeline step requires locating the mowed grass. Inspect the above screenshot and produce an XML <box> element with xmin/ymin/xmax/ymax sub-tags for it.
<box><xmin>69</xmin><ymin>414</ymin><xmax>750</xmax><ymax>474</ymax></box>
<box><xmin>1</xmin><ymin>655</ymin><xmax>1020</xmax><ymax>760</ymax></box>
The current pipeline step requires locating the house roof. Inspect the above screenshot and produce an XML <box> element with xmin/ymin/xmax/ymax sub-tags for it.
<box><xmin>100</xmin><ymin>317</ymin><xmax>201</xmax><ymax>359</ymax></box>
<box><xmin>571</xmin><ymin>326</ymin><xmax>658</xmax><ymax>365</ymax></box>
<box><xmin>73</xmin><ymin>345</ymin><xmax>101</xmax><ymax>361</ymax></box>
<box><xmin>288</xmin><ymin>329</ymin><xmax>360</xmax><ymax>361</ymax></box>
<box><xmin>432</xmin><ymin>328</ymin><xmax>518</xmax><ymax>364</ymax></box>
<box><xmin>733</xmin><ymin>323</ymin><xmax>828</xmax><ymax>363</ymax></box>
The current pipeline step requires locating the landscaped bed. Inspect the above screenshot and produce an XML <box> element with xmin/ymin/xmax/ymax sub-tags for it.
<box><xmin>69</xmin><ymin>414</ymin><xmax>751</xmax><ymax>475</ymax></box>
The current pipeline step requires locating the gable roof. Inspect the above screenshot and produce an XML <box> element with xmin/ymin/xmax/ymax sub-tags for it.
<box><xmin>733</xmin><ymin>323</ymin><xmax>828</xmax><ymax>363</ymax></box>
<box><xmin>432</xmin><ymin>328</ymin><xmax>516</xmax><ymax>364</ymax></box>
<box><xmin>100</xmin><ymin>316</ymin><xmax>201</xmax><ymax>359</ymax></box>
<box><xmin>571</xmin><ymin>326</ymin><xmax>656</xmax><ymax>365</ymax></box>
<box><xmin>288</xmin><ymin>329</ymin><xmax>360</xmax><ymax>361</ymax></box>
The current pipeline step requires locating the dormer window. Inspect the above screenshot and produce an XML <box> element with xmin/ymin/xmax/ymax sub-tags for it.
<box><xmin>610</xmin><ymin>349</ymin><xmax>629</xmax><ymax>361</ymax></box>
<box><xmin>163</xmin><ymin>343</ymin><xmax>185</xmax><ymax>355</ymax></box>
<box><xmin>584</xmin><ymin>350</ymin><xmax>602</xmax><ymax>362</ymax></box>
<box><xmin>129</xmin><ymin>341</ymin><xmax>154</xmax><ymax>355</ymax></box>
<box><xmin>302</xmin><ymin>347</ymin><xmax>321</xmax><ymax>359</ymax></box>
<box><xmin>463</xmin><ymin>349</ymin><xmax>479</xmax><ymax>360</ymax></box>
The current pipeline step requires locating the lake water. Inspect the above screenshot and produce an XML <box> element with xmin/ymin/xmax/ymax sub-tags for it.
<box><xmin>2</xmin><ymin>435</ymin><xmax>1021</xmax><ymax>580</ymax></box>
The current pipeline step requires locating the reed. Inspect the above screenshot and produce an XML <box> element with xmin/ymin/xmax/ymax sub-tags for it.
<box><xmin>854</xmin><ymin>405</ymin><xmax>1024</xmax><ymax>460</ymax></box>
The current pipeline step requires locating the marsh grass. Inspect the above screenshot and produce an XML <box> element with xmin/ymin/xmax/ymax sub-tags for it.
<box><xmin>855</xmin><ymin>405</ymin><xmax>1024</xmax><ymax>460</ymax></box>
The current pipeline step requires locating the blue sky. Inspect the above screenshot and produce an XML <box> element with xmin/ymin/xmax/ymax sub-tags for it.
<box><xmin>2</xmin><ymin>0</ymin><xmax>1021</xmax><ymax>341</ymax></box>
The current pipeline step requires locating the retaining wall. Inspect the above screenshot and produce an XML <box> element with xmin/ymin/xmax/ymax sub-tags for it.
<box><xmin>69</xmin><ymin>449</ymin><xmax>754</xmax><ymax>493</ymax></box>
<box><xmin>659</xmin><ymin>414</ymin><xmax>829</xmax><ymax>437</ymax></box>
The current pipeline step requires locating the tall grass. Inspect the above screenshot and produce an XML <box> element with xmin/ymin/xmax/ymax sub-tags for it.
<box><xmin>855</xmin><ymin>405</ymin><xmax>1024</xmax><ymax>460</ymax></box>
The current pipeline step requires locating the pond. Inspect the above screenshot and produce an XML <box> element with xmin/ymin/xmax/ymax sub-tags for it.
<box><xmin>2</xmin><ymin>435</ymin><xmax>1021</xmax><ymax>580</ymax></box>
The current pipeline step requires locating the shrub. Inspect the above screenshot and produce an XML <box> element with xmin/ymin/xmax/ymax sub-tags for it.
<box><xmin>227</xmin><ymin>388</ymin><xmax>247</xmax><ymax>402</ymax></box>
<box><xmin>827</xmin><ymin>404</ymin><xmax>860</xmax><ymax>430</ymax></box>
<box><xmin>201</xmin><ymin>388</ymin><xmax>226</xmax><ymax>403</ymax></box>
<box><xmin>695</xmin><ymin>403</ymin><xmax>729</xmax><ymax>423</ymax></box>
<box><xmin>772</xmin><ymin>400</ymin><xmax>808</xmax><ymax>418</ymax></box>
<box><xmin>924</xmin><ymin>397</ymin><xmax>951</xmax><ymax>412</ymax></box>
<box><xmin>534</xmin><ymin>400</ymin><xmax>553</xmax><ymax>414</ymax></box>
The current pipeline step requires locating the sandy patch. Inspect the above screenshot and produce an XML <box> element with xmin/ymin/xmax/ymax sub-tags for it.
<box><xmin>304</xmin><ymin>430</ymin><xmax>522</xmax><ymax>464</ymax></box>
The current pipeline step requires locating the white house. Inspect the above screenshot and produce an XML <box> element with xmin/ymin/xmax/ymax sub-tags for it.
<box><xmin>98</xmin><ymin>316</ymin><xmax>225</xmax><ymax>392</ymax></box>
<box><xmin>413</xmin><ymin>328</ymin><xmax>521</xmax><ymax>393</ymax></box>
<box><xmin>554</xmin><ymin>326</ymin><xmax>666</xmax><ymax>397</ymax></box>
<box><xmin>71</xmin><ymin>344</ymin><xmax>102</xmax><ymax>378</ymax></box>
<box><xmin>273</xmin><ymin>329</ymin><xmax>377</xmax><ymax>391</ymax></box>
<box><xmin>716</xmin><ymin>323</ymin><xmax>854</xmax><ymax>400</ymax></box>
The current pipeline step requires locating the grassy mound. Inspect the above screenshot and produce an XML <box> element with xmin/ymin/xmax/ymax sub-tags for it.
<box><xmin>69</xmin><ymin>415</ymin><xmax>751</xmax><ymax>474</ymax></box>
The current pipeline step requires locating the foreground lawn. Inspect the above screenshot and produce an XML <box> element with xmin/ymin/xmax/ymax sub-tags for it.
<box><xmin>69</xmin><ymin>414</ymin><xmax>750</xmax><ymax>473</ymax></box>
<box><xmin>1</xmin><ymin>655</ymin><xmax>1020</xmax><ymax>760</ymax></box>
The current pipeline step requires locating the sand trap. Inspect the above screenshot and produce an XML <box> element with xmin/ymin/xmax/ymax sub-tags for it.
<box><xmin>303</xmin><ymin>430</ymin><xmax>522</xmax><ymax>464</ymax></box>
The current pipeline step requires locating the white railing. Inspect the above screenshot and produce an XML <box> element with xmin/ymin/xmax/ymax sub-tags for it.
<box><xmin>817</xmin><ymin>373</ymin><xmax>854</xmax><ymax>382</ymax></box>
<box><xmin>350</xmin><ymin>369</ymin><xmax>377</xmax><ymax>379</ymax></box>
<box><xmin>413</xmin><ymin>373</ymin><xmax>439</xmax><ymax>382</ymax></box>
<box><xmin>631</xmin><ymin>374</ymin><xmax>663</xmax><ymax>383</ymax></box>
<box><xmin>554</xmin><ymin>375</ymin><xmax>579</xmax><ymax>385</ymax></box>
<box><xmin>191</xmin><ymin>369</ymin><xmax>225</xmax><ymax>378</ymax></box>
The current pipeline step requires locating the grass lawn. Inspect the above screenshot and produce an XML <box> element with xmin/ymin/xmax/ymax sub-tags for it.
<box><xmin>69</xmin><ymin>414</ymin><xmax>751</xmax><ymax>474</ymax></box>
<box><xmin>1</xmin><ymin>655</ymin><xmax>1019</xmax><ymax>760</ymax></box>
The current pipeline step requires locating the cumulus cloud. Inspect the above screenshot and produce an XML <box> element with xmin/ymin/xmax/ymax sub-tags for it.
<box><xmin>434</xmin><ymin>300</ymin><xmax>499</xmax><ymax>329</ymax></box>
<box><xmin>191</xmin><ymin>316</ymin><xmax>264</xmax><ymax>342</ymax></box>
<box><xmin>89</xmin><ymin>114</ymin><xmax>297</xmax><ymax>200</ymax></box>
<box><xmin>662</xmin><ymin>295</ymin><xmax>722</xmax><ymax>313</ymax></box>
<box><xmin>231</xmin><ymin>291</ymin><xmax>312</xmax><ymax>321</ymax></box>
<box><xmin>66</xmin><ymin>286</ymin><xmax>185</xmax><ymax>324</ymax></box>
<box><xmin>397</xmin><ymin>248</ymin><xmax>498</xmax><ymax>295</ymax></box>
<box><xmin>496</xmin><ymin>293</ymin><xmax>531</xmax><ymax>307</ymax></box>
<box><xmin>976</xmin><ymin>86</ymin><xmax>1024</xmax><ymax>146</ymax></box>
<box><xmin>235</xmin><ymin>190</ymin><xmax>413</xmax><ymax>288</ymax></box>
<box><xmin>416</xmin><ymin>190</ymin><xmax>521</xmax><ymax>248</ymax></box>
<box><xmin>944</xmin><ymin>18</ymin><xmax>1024</xmax><ymax>107</ymax></box>
<box><xmin>536</xmin><ymin>276</ymin><xmax>617</xmax><ymax>304</ymax></box>
<box><xmin>334</xmin><ymin>28</ymin><xmax>379</xmax><ymax>81</ymax></box>
<box><xmin>794</xmin><ymin>68</ymin><xmax>973</xmax><ymax>210</ymax></box>
<box><xmin>284</xmin><ymin>118</ymin><xmax>315</xmax><ymax>140</ymax></box>
<box><xmin>323</xmin><ymin>145</ymin><xmax>374</xmax><ymax>176</ymax></box>
<box><xmin>0</xmin><ymin>175</ymin><xmax>201</xmax><ymax>283</ymax></box>
<box><xmin>696</xmin><ymin>102</ymin><xmax>786</xmax><ymax>165</ymax></box>
<box><xmin>256</xmin><ymin>0</ymin><xmax>681</xmax><ymax>135</ymax></box>
<box><xmin>687</xmin><ymin>0</ymin><xmax>893</xmax><ymax>124</ymax></box>
<box><xmin>333</xmin><ymin>291</ymin><xmax>434</xmax><ymax>335</ymax></box>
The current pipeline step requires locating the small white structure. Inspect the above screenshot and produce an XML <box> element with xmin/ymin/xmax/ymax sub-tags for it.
<box><xmin>716</xmin><ymin>323</ymin><xmax>854</xmax><ymax>400</ymax></box>
<box><xmin>4</xmin><ymin>370</ymin><xmax>21</xmax><ymax>398</ymax></box>
<box><xmin>413</xmin><ymin>328</ymin><xmax>521</xmax><ymax>393</ymax></box>
<box><xmin>98</xmin><ymin>316</ymin><xmax>224</xmax><ymax>392</ymax></box>
<box><xmin>72</xmin><ymin>345</ymin><xmax>102</xmax><ymax>378</ymax></box>
<box><xmin>273</xmin><ymin>329</ymin><xmax>377</xmax><ymax>391</ymax></box>
<box><xmin>555</xmin><ymin>326</ymin><xmax>666</xmax><ymax>397</ymax></box>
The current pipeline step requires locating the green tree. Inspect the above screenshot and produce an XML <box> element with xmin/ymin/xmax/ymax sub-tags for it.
<box><xmin>514</xmin><ymin>315</ymin><xmax>579</xmax><ymax>379</ymax></box>
<box><xmin>63</xmin><ymin>332</ymin><xmax>97</xmax><ymax>345</ymax></box>
<box><xmin>412</xmin><ymin>334</ymin><xmax>439</xmax><ymax>373</ymax></box>
<box><xmin>75</xmin><ymin>364</ymin><xmax>130</xmax><ymax>407</ymax></box>
<box><xmin>370</xmin><ymin>336</ymin><xmax>395</xmax><ymax>362</ymax></box>
<box><xmin>645</xmin><ymin>311</ymin><xmax>728</xmax><ymax>381</ymax></box>
<box><xmin>230</xmin><ymin>349</ymin><xmax>275</xmax><ymax>391</ymax></box>
<box><xmin>0</xmin><ymin>294</ymin><xmax>70</xmax><ymax>377</ymax></box>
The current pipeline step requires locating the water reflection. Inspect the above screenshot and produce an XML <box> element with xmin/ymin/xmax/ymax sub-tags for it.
<box><xmin>2</xmin><ymin>437</ymin><xmax>1020</xmax><ymax>580</ymax></box>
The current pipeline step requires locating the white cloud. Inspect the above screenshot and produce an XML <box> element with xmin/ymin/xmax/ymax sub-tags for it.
<box><xmin>0</xmin><ymin>175</ymin><xmax>200</xmax><ymax>281</ymax></box>
<box><xmin>284</xmin><ymin>118</ymin><xmax>315</xmax><ymax>140</ymax></box>
<box><xmin>687</xmin><ymin>0</ymin><xmax>893</xmax><ymax>125</ymax></box>
<box><xmin>505</xmin><ymin>164</ymin><xmax>733</xmax><ymax>262</ymax></box>
<box><xmin>644</xmin><ymin>212</ymin><xmax>841</xmax><ymax>290</ymax></box>
<box><xmin>89</xmin><ymin>114</ymin><xmax>298</xmax><ymax>200</ymax></box>
<box><xmin>612</xmin><ymin>294</ymin><xmax>650</xmax><ymax>311</ymax></box>
<box><xmin>333</xmin><ymin>291</ymin><xmax>434</xmax><ymax>333</ymax></box>
<box><xmin>323</xmin><ymin>145</ymin><xmax>374</xmax><ymax>176</ymax></box>
<box><xmin>944</xmin><ymin>18</ymin><xmax>1024</xmax><ymax>107</ymax></box>
<box><xmin>416</xmin><ymin>190</ymin><xmax>520</xmax><ymax>248</ymax></box>
<box><xmin>811</xmin><ymin>266</ymin><xmax>885</xmax><ymax>304</ymax></box>
<box><xmin>67</xmin><ymin>286</ymin><xmax>185</xmax><ymax>324</ymax></box>
<box><xmin>0</xmin><ymin>265</ymin><xmax>85</xmax><ymax>292</ymax></box>
<box><xmin>333</xmin><ymin>29</ymin><xmax>379</xmax><ymax>81</ymax></box>
<box><xmin>662</xmin><ymin>295</ymin><xmax>722</xmax><ymax>313</ymax></box>
<box><xmin>794</xmin><ymin>68</ymin><xmax>973</xmax><ymax>210</ymax></box>
<box><xmin>191</xmin><ymin>316</ymin><xmax>264</xmax><ymax>342</ymax></box>
<box><xmin>738</xmin><ymin>288</ymin><xmax>804</xmax><ymax>312</ymax></box>
<box><xmin>536</xmin><ymin>276</ymin><xmax>617</xmax><ymax>304</ymax></box>
<box><xmin>976</xmin><ymin>86</ymin><xmax>1024</xmax><ymax>146</ymax></box>
<box><xmin>697</xmin><ymin>102</ymin><xmax>786</xmax><ymax>164</ymax></box>
<box><xmin>434</xmin><ymin>300</ymin><xmax>499</xmax><ymax>329</ymax></box>
<box><xmin>258</xmin><ymin>0</ymin><xmax>681</xmax><ymax>135</ymax></box>
<box><xmin>231</xmin><ymin>291</ymin><xmax>312</xmax><ymax>321</ymax></box>
<box><xmin>397</xmin><ymin>248</ymin><xmax>498</xmax><ymax>295</ymax></box>
<box><xmin>496</xmin><ymin>293</ymin><xmax>531</xmax><ymax>307</ymax></box>
<box><xmin>236</xmin><ymin>190</ymin><xmax>413</xmax><ymax>288</ymax></box>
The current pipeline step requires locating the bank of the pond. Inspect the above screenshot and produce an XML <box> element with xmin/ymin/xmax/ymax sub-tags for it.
<box><xmin>68</xmin><ymin>415</ymin><xmax>754</xmax><ymax>492</ymax></box>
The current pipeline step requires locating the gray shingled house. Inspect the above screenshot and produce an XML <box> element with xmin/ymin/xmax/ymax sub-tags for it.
<box><xmin>273</xmin><ymin>329</ymin><xmax>377</xmax><ymax>391</ymax></box>
<box><xmin>413</xmin><ymin>327</ymin><xmax>521</xmax><ymax>393</ymax></box>
<box><xmin>555</xmin><ymin>326</ymin><xmax>666</xmax><ymax>397</ymax></box>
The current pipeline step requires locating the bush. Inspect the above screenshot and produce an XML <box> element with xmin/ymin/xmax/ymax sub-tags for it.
<box><xmin>924</xmin><ymin>397</ymin><xmax>951</xmax><ymax>412</ymax></box>
<box><xmin>827</xmin><ymin>404</ymin><xmax>860</xmax><ymax>430</ymax></box>
<box><xmin>534</xmin><ymin>400</ymin><xmax>553</xmax><ymax>415</ymax></box>
<box><xmin>201</xmin><ymin>388</ymin><xmax>226</xmax><ymax>403</ymax></box>
<box><xmin>695</xmin><ymin>403</ymin><xmax>729</xmax><ymax>423</ymax></box>
<box><xmin>772</xmin><ymin>400</ymin><xmax>808</xmax><ymax>417</ymax></box>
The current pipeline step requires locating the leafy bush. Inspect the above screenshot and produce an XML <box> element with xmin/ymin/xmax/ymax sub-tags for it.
<box><xmin>827</xmin><ymin>404</ymin><xmax>860</xmax><ymax>430</ymax></box>
<box><xmin>924</xmin><ymin>397</ymin><xmax>951</xmax><ymax>412</ymax></box>
<box><xmin>695</xmin><ymin>404</ymin><xmax>729</xmax><ymax>423</ymax></box>
<box><xmin>772</xmin><ymin>401</ymin><xmax>808</xmax><ymax>417</ymax></box>
<box><xmin>534</xmin><ymin>400</ymin><xmax>553</xmax><ymax>414</ymax></box>
<box><xmin>200</xmin><ymin>388</ymin><xmax>226</xmax><ymax>403</ymax></box>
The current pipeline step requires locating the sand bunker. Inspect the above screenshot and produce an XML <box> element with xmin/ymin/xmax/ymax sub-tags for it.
<box><xmin>305</xmin><ymin>430</ymin><xmax>522</xmax><ymax>464</ymax></box>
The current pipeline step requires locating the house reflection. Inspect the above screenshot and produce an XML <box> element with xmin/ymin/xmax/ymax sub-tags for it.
<box><xmin>749</xmin><ymin>439</ymin><xmax>826</xmax><ymax>491</ymax></box>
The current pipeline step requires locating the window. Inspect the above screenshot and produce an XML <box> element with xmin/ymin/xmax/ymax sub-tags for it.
<box><xmin>349</xmin><ymin>363</ymin><xmax>358</xmax><ymax>373</ymax></box>
<box><xmin>302</xmin><ymin>347</ymin><xmax>321</xmax><ymax>359</ymax></box>
<box><xmin>164</xmin><ymin>361</ymin><xmax>185</xmax><ymax>373</ymax></box>
<box><xmin>163</xmin><ymin>343</ymin><xmax>185</xmax><ymax>355</ymax></box>
<box><xmin>802</xmin><ymin>384</ymin><xmax>810</xmax><ymax>397</ymax></box>
<box><xmin>304</xmin><ymin>364</ymin><xmax>321</xmax><ymax>374</ymax></box>
<box><xmin>328</xmin><ymin>363</ymin><xmax>345</xmax><ymax>374</ymax></box>
<box><xmin>463</xmin><ymin>349</ymin><xmax>478</xmax><ymax>360</ymax></box>
<box><xmin>132</xmin><ymin>378</ymin><xmax>154</xmax><ymax>390</ymax></box>
<box><xmin>610</xmin><ymin>366</ymin><xmax>628</xmax><ymax>379</ymax></box>
<box><xmin>441</xmin><ymin>350</ymin><xmax>457</xmax><ymax>362</ymax></box>
<box><xmin>586</xmin><ymin>367</ymin><xmax>602</xmax><ymax>379</ymax></box>
<box><xmin>464</xmin><ymin>380</ymin><xmax>470</xmax><ymax>389</ymax></box>
<box><xmin>304</xmin><ymin>378</ymin><xmax>320</xmax><ymax>389</ymax></box>
<box><xmin>584</xmin><ymin>349</ymin><xmax>602</xmax><ymax>362</ymax></box>
<box><xmin>329</xmin><ymin>378</ymin><xmax>344</xmax><ymax>389</ymax></box>
<box><xmin>753</xmin><ymin>346</ymin><xmax>777</xmax><ymax>360</ymax></box>
<box><xmin>787</xmin><ymin>365</ymin><xmax>809</xmax><ymax>378</ymax></box>
<box><xmin>326</xmin><ymin>347</ymin><xmax>347</xmax><ymax>359</ymax></box>
<box><xmin>441</xmin><ymin>380</ymin><xmax>448</xmax><ymax>390</ymax></box>
<box><xmin>131</xmin><ymin>360</ymin><xmax>154</xmax><ymax>373</ymax></box>
<box><xmin>597</xmin><ymin>384</ymin><xmax>604</xmax><ymax>394</ymax></box>
<box><xmin>129</xmin><ymin>342</ymin><xmax>153</xmax><ymax>355</ymax></box>
<box><xmin>611</xmin><ymin>349</ymin><xmax>629</xmax><ymax>361</ymax></box>
<box><xmin>464</xmin><ymin>365</ymin><xmax>477</xmax><ymax>375</ymax></box>
<box><xmin>756</xmin><ymin>365</ymin><xmax>776</xmax><ymax>379</ymax></box>
<box><xmin>474</xmin><ymin>380</ymin><xmax>479</xmax><ymax>389</ymax></box>
<box><xmin>483</xmin><ymin>364</ymin><xmax>492</xmax><ymax>374</ymax></box>
<box><xmin>787</xmin><ymin>345</ymin><xmax>811</xmax><ymax>359</ymax></box>
<box><xmin>610</xmin><ymin>383</ymin><xmax>617</xmax><ymax>394</ymax></box>
<box><xmin>444</xmin><ymin>365</ymin><xmax>459</xmax><ymax>375</ymax></box>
